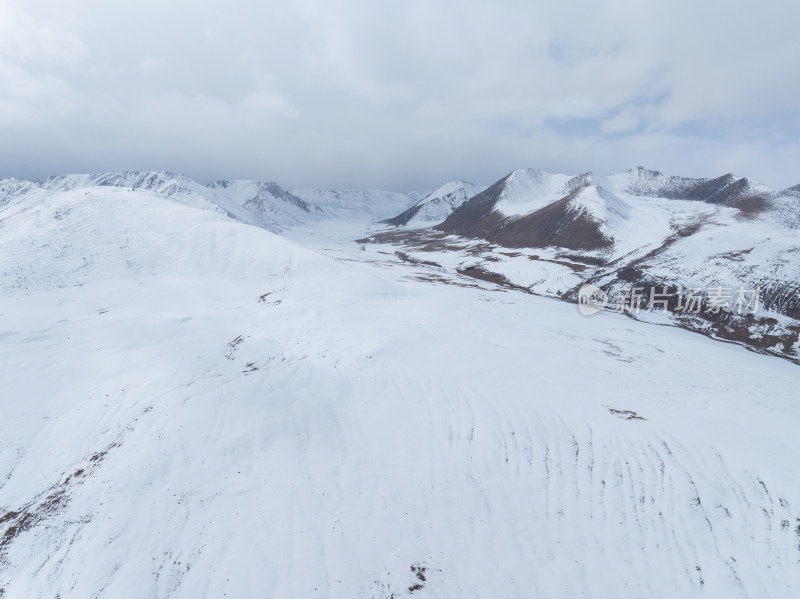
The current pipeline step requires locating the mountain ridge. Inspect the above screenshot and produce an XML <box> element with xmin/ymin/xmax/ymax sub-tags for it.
<box><xmin>383</xmin><ymin>180</ymin><xmax>485</xmax><ymax>226</ymax></box>
<box><xmin>0</xmin><ymin>170</ymin><xmax>430</xmax><ymax>232</ymax></box>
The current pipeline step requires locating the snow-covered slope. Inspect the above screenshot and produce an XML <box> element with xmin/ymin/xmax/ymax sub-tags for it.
<box><xmin>207</xmin><ymin>179</ymin><xmax>323</xmax><ymax>231</ymax></box>
<box><xmin>0</xmin><ymin>185</ymin><xmax>323</xmax><ymax>294</ymax></box>
<box><xmin>292</xmin><ymin>188</ymin><xmax>425</xmax><ymax>221</ymax></box>
<box><xmin>597</xmin><ymin>169</ymin><xmax>800</xmax><ymax>324</ymax></box>
<box><xmin>0</xmin><ymin>186</ymin><xmax>800</xmax><ymax>599</ymax></box>
<box><xmin>0</xmin><ymin>179</ymin><xmax>35</xmax><ymax>208</ymax></box>
<box><xmin>2</xmin><ymin>183</ymin><xmax>800</xmax><ymax>598</ymax></box>
<box><xmin>384</xmin><ymin>180</ymin><xmax>484</xmax><ymax>226</ymax></box>
<box><xmin>34</xmin><ymin>171</ymin><xmax>262</xmax><ymax>227</ymax></box>
<box><xmin>606</xmin><ymin>166</ymin><xmax>776</xmax><ymax>208</ymax></box>
<box><xmin>493</xmin><ymin>168</ymin><xmax>577</xmax><ymax>216</ymax></box>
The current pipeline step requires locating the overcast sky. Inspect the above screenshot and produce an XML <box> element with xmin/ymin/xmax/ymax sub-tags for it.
<box><xmin>1</xmin><ymin>0</ymin><xmax>799</xmax><ymax>190</ymax></box>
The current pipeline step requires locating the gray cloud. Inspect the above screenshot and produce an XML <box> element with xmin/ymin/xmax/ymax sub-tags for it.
<box><xmin>1</xmin><ymin>0</ymin><xmax>799</xmax><ymax>189</ymax></box>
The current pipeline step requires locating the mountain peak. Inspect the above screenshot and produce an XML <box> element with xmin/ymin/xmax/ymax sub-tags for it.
<box><xmin>629</xmin><ymin>165</ymin><xmax>665</xmax><ymax>177</ymax></box>
<box><xmin>421</xmin><ymin>180</ymin><xmax>481</xmax><ymax>203</ymax></box>
<box><xmin>383</xmin><ymin>180</ymin><xmax>484</xmax><ymax>226</ymax></box>
<box><xmin>567</xmin><ymin>183</ymin><xmax>631</xmax><ymax>222</ymax></box>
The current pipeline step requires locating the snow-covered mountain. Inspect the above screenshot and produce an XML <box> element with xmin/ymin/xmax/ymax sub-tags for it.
<box><xmin>383</xmin><ymin>180</ymin><xmax>485</xmax><ymax>226</ymax></box>
<box><xmin>2</xmin><ymin>171</ymin><xmax>262</xmax><ymax>227</ymax></box>
<box><xmin>291</xmin><ymin>187</ymin><xmax>426</xmax><ymax>220</ymax></box>
<box><xmin>0</xmin><ymin>178</ymin><xmax>35</xmax><ymax>208</ymax></box>
<box><xmin>363</xmin><ymin>166</ymin><xmax>800</xmax><ymax>362</ymax></box>
<box><xmin>436</xmin><ymin>166</ymin><xmax>791</xmax><ymax>251</ymax></box>
<box><xmin>605</xmin><ymin>166</ymin><xmax>780</xmax><ymax>213</ymax></box>
<box><xmin>436</xmin><ymin>169</ymin><xmax>635</xmax><ymax>251</ymax></box>
<box><xmin>207</xmin><ymin>179</ymin><xmax>323</xmax><ymax>230</ymax></box>
<box><xmin>492</xmin><ymin>168</ymin><xmax>581</xmax><ymax>216</ymax></box>
<box><xmin>0</xmin><ymin>172</ymin><xmax>428</xmax><ymax>233</ymax></box>
<box><xmin>2</xmin><ymin>168</ymin><xmax>800</xmax><ymax>598</ymax></box>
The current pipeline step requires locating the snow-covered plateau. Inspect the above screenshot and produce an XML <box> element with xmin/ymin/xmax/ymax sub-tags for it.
<box><xmin>0</xmin><ymin>170</ymin><xmax>799</xmax><ymax>598</ymax></box>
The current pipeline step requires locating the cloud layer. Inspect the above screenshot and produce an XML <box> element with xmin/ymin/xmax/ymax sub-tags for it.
<box><xmin>1</xmin><ymin>0</ymin><xmax>798</xmax><ymax>189</ymax></box>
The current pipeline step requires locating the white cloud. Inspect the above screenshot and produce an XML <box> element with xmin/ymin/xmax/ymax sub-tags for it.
<box><xmin>0</xmin><ymin>1</ymin><xmax>85</xmax><ymax>125</ymax></box>
<box><xmin>601</xmin><ymin>110</ymin><xmax>640</xmax><ymax>134</ymax></box>
<box><xmin>0</xmin><ymin>0</ymin><xmax>798</xmax><ymax>188</ymax></box>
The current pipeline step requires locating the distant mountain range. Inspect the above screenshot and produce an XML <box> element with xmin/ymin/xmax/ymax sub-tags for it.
<box><xmin>0</xmin><ymin>171</ymin><xmax>427</xmax><ymax>232</ymax></box>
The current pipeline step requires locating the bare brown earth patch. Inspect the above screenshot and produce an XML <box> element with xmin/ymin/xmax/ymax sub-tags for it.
<box><xmin>555</xmin><ymin>252</ymin><xmax>607</xmax><ymax>266</ymax></box>
<box><xmin>394</xmin><ymin>251</ymin><xmax>442</xmax><ymax>268</ymax></box>
<box><xmin>609</xmin><ymin>409</ymin><xmax>646</xmax><ymax>421</ymax></box>
<box><xmin>717</xmin><ymin>248</ymin><xmax>754</xmax><ymax>262</ymax></box>
<box><xmin>0</xmin><ymin>441</ymin><xmax>120</xmax><ymax>566</ymax></box>
<box><xmin>731</xmin><ymin>194</ymin><xmax>771</xmax><ymax>218</ymax></box>
<box><xmin>408</xmin><ymin>564</ymin><xmax>427</xmax><ymax>593</ymax></box>
<box><xmin>406</xmin><ymin>273</ymin><xmax>483</xmax><ymax>289</ymax></box>
<box><xmin>357</xmin><ymin>228</ymin><xmax>455</xmax><ymax>250</ymax></box>
<box><xmin>371</xmin><ymin>562</ymin><xmax>435</xmax><ymax>598</ymax></box>
<box><xmin>528</xmin><ymin>255</ymin><xmax>587</xmax><ymax>273</ymax></box>
<box><xmin>225</xmin><ymin>335</ymin><xmax>244</xmax><ymax>359</ymax></box>
<box><xmin>457</xmin><ymin>266</ymin><xmax>531</xmax><ymax>293</ymax></box>
<box><xmin>382</xmin><ymin>203</ymin><xmax>423</xmax><ymax>226</ymax></box>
